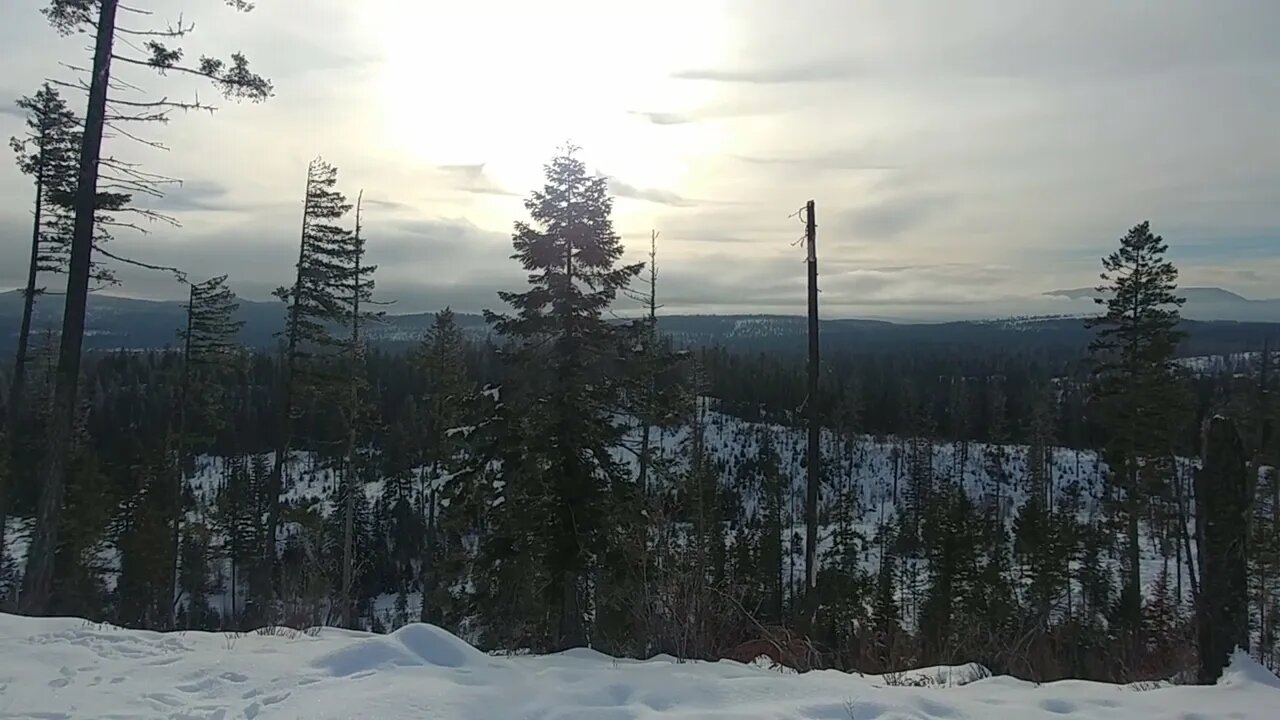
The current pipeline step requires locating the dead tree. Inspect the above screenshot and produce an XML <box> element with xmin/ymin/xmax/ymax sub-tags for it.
<box><xmin>1194</xmin><ymin>416</ymin><xmax>1252</xmax><ymax>683</ymax></box>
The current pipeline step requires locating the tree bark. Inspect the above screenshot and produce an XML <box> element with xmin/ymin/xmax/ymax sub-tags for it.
<box><xmin>1194</xmin><ymin>416</ymin><xmax>1251</xmax><ymax>684</ymax></box>
<box><xmin>22</xmin><ymin>0</ymin><xmax>118</xmax><ymax>612</ymax></box>
<box><xmin>170</xmin><ymin>283</ymin><xmax>195</xmax><ymax>629</ymax></box>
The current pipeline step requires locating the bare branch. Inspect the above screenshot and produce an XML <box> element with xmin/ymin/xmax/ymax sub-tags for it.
<box><xmin>117</xmin><ymin>15</ymin><xmax>194</xmax><ymax>38</ymax></box>
<box><xmin>104</xmin><ymin>121</ymin><xmax>170</xmax><ymax>150</ymax></box>
<box><xmin>95</xmin><ymin>245</ymin><xmax>188</xmax><ymax>282</ymax></box>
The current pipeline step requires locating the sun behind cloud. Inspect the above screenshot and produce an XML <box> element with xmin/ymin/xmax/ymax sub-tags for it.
<box><xmin>373</xmin><ymin>0</ymin><xmax>734</xmax><ymax>205</ymax></box>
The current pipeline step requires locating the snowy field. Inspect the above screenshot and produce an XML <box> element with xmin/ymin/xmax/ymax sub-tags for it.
<box><xmin>1</xmin><ymin>613</ymin><xmax>1276</xmax><ymax>720</ymax></box>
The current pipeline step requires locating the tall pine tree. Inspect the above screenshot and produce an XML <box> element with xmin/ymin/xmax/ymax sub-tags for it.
<box><xmin>486</xmin><ymin>145</ymin><xmax>642</xmax><ymax>649</ymax></box>
<box><xmin>267</xmin><ymin>157</ymin><xmax>353</xmax><ymax>614</ymax></box>
<box><xmin>1087</xmin><ymin>221</ymin><xmax>1188</xmax><ymax>647</ymax></box>
<box><xmin>170</xmin><ymin>275</ymin><xmax>243</xmax><ymax>627</ymax></box>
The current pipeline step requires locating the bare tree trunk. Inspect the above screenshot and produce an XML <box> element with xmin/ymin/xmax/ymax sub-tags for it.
<box><xmin>1195</xmin><ymin>417</ymin><xmax>1251</xmax><ymax>683</ymax></box>
<box><xmin>22</xmin><ymin>0</ymin><xmax>118</xmax><ymax>612</ymax></box>
<box><xmin>170</xmin><ymin>283</ymin><xmax>195</xmax><ymax>628</ymax></box>
<box><xmin>340</xmin><ymin>193</ymin><xmax>365</xmax><ymax>629</ymax></box>
<box><xmin>265</xmin><ymin>166</ymin><xmax>315</xmax><ymax>616</ymax></box>
<box><xmin>422</xmin><ymin>485</ymin><xmax>437</xmax><ymax>624</ymax></box>
<box><xmin>801</xmin><ymin>200</ymin><xmax>820</xmax><ymax>633</ymax></box>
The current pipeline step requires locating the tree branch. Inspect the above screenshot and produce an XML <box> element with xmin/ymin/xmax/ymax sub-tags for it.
<box><xmin>94</xmin><ymin>246</ymin><xmax>187</xmax><ymax>282</ymax></box>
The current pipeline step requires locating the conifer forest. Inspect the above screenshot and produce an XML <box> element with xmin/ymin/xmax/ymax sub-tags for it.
<box><xmin>2</xmin><ymin>0</ymin><xmax>1279</xmax><ymax>691</ymax></box>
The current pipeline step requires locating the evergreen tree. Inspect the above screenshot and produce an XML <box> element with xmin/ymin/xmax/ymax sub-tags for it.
<box><xmin>267</xmin><ymin>157</ymin><xmax>353</xmax><ymax>614</ymax></box>
<box><xmin>755</xmin><ymin>434</ymin><xmax>786</xmax><ymax>623</ymax></box>
<box><xmin>871</xmin><ymin>541</ymin><xmax>903</xmax><ymax>669</ymax></box>
<box><xmin>485</xmin><ymin>146</ymin><xmax>642</xmax><ymax>649</ymax></box>
<box><xmin>1086</xmin><ymin>221</ymin><xmax>1188</xmax><ymax>645</ymax></box>
<box><xmin>8</xmin><ymin>84</ymin><xmax>79</xmax><ymax>430</ymax></box>
<box><xmin>414</xmin><ymin>309</ymin><xmax>474</xmax><ymax>624</ymax></box>
<box><xmin>25</xmin><ymin>0</ymin><xmax>270</xmax><ymax>612</ymax></box>
<box><xmin>171</xmin><ymin>275</ymin><xmax>243</xmax><ymax>627</ymax></box>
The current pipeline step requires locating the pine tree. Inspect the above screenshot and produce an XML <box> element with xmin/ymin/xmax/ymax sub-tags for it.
<box><xmin>8</xmin><ymin>85</ymin><xmax>79</xmax><ymax>428</ymax></box>
<box><xmin>267</xmin><ymin>157</ymin><xmax>353</xmax><ymax>614</ymax></box>
<box><xmin>1086</xmin><ymin>221</ymin><xmax>1188</xmax><ymax>644</ymax></box>
<box><xmin>415</xmin><ymin>309</ymin><xmax>475</xmax><ymax>624</ymax></box>
<box><xmin>485</xmin><ymin>145</ymin><xmax>642</xmax><ymax>649</ymax></box>
<box><xmin>871</xmin><ymin>542</ymin><xmax>903</xmax><ymax>669</ymax></box>
<box><xmin>755</xmin><ymin>434</ymin><xmax>787</xmax><ymax>623</ymax></box>
<box><xmin>24</xmin><ymin>0</ymin><xmax>270</xmax><ymax>612</ymax></box>
<box><xmin>1015</xmin><ymin>385</ymin><xmax>1070</xmax><ymax>627</ymax></box>
<box><xmin>170</xmin><ymin>275</ymin><xmax>243</xmax><ymax>627</ymax></box>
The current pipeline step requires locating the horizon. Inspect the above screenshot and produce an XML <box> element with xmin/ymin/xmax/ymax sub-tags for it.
<box><xmin>4</xmin><ymin>283</ymin><xmax>1277</xmax><ymax>325</ymax></box>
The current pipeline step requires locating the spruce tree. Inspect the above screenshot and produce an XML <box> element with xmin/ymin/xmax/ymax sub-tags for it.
<box><xmin>8</xmin><ymin>85</ymin><xmax>79</xmax><ymax>426</ymax></box>
<box><xmin>755</xmin><ymin>434</ymin><xmax>786</xmax><ymax>623</ymax></box>
<box><xmin>267</xmin><ymin>157</ymin><xmax>353</xmax><ymax>613</ymax></box>
<box><xmin>171</xmin><ymin>275</ymin><xmax>243</xmax><ymax>627</ymax></box>
<box><xmin>414</xmin><ymin>309</ymin><xmax>474</xmax><ymax>624</ymax></box>
<box><xmin>1086</xmin><ymin>221</ymin><xmax>1188</xmax><ymax>644</ymax></box>
<box><xmin>486</xmin><ymin>145</ymin><xmax>642</xmax><ymax>649</ymax></box>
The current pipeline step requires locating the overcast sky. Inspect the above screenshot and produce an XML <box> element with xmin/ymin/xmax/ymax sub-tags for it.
<box><xmin>2</xmin><ymin>0</ymin><xmax>1277</xmax><ymax>320</ymax></box>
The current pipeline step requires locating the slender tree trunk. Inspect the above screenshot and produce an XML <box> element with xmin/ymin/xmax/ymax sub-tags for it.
<box><xmin>170</xmin><ymin>284</ymin><xmax>195</xmax><ymax>629</ymax></box>
<box><xmin>22</xmin><ymin>0</ymin><xmax>118</xmax><ymax>612</ymax></box>
<box><xmin>11</xmin><ymin>162</ymin><xmax>45</xmax><ymax>426</ymax></box>
<box><xmin>340</xmin><ymin>192</ymin><xmax>365</xmax><ymax>629</ymax></box>
<box><xmin>801</xmin><ymin>200</ymin><xmax>820</xmax><ymax>633</ymax></box>
<box><xmin>1195</xmin><ymin>417</ymin><xmax>1251</xmax><ymax>683</ymax></box>
<box><xmin>265</xmin><ymin>167</ymin><xmax>314</xmax><ymax>614</ymax></box>
<box><xmin>4</xmin><ymin>163</ymin><xmax>47</xmax><ymax>572</ymax></box>
<box><xmin>423</xmin><ymin>485</ymin><xmax>437</xmax><ymax>624</ymax></box>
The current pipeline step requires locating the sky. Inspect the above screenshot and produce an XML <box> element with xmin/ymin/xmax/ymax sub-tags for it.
<box><xmin>1</xmin><ymin>0</ymin><xmax>1278</xmax><ymax>320</ymax></box>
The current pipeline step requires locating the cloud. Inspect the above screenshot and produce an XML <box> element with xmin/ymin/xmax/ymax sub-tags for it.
<box><xmin>148</xmin><ymin>179</ymin><xmax>237</xmax><ymax>213</ymax></box>
<box><xmin>627</xmin><ymin>104</ymin><xmax>775</xmax><ymax>125</ymax></box>
<box><xmin>735</xmin><ymin>153</ymin><xmax>897</xmax><ymax>172</ymax></box>
<box><xmin>672</xmin><ymin>58</ymin><xmax>859</xmax><ymax>84</ymax></box>
<box><xmin>436</xmin><ymin>164</ymin><xmax>516</xmax><ymax>197</ymax></box>
<box><xmin>360</xmin><ymin>197</ymin><xmax>413</xmax><ymax>211</ymax></box>
<box><xmin>629</xmin><ymin>111</ymin><xmax>694</xmax><ymax>126</ymax></box>
<box><xmin>838</xmin><ymin>193</ymin><xmax>952</xmax><ymax>240</ymax></box>
<box><xmin>605</xmin><ymin>177</ymin><xmax>696</xmax><ymax>208</ymax></box>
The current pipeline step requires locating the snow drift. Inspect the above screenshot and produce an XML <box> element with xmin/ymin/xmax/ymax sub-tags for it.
<box><xmin>1</xmin><ymin>613</ymin><xmax>1276</xmax><ymax>719</ymax></box>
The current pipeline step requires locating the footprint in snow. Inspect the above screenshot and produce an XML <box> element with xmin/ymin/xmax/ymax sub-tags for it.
<box><xmin>1039</xmin><ymin>698</ymin><xmax>1077</xmax><ymax>714</ymax></box>
<box><xmin>260</xmin><ymin>692</ymin><xmax>290</xmax><ymax>706</ymax></box>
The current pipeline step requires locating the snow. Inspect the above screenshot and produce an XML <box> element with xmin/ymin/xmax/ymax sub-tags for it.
<box><xmin>1</xmin><ymin>612</ymin><xmax>1275</xmax><ymax>719</ymax></box>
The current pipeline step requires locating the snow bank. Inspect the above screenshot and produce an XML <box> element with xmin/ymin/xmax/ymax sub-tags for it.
<box><xmin>1</xmin><ymin>613</ymin><xmax>1275</xmax><ymax>719</ymax></box>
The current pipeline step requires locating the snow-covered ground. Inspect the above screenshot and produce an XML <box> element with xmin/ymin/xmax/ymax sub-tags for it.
<box><xmin>1</xmin><ymin>612</ymin><xmax>1275</xmax><ymax>719</ymax></box>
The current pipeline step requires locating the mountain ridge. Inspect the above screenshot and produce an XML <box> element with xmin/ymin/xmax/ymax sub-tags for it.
<box><xmin>1045</xmin><ymin>286</ymin><xmax>1280</xmax><ymax>321</ymax></box>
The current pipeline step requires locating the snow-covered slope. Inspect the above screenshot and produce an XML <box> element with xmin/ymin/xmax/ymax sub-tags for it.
<box><xmin>1</xmin><ymin>612</ymin><xmax>1274</xmax><ymax>719</ymax></box>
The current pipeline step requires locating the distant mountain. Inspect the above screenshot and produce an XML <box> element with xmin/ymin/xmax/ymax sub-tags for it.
<box><xmin>3</xmin><ymin>290</ymin><xmax>1276</xmax><ymax>359</ymax></box>
<box><xmin>0</xmin><ymin>290</ymin><xmax>286</xmax><ymax>350</ymax></box>
<box><xmin>1045</xmin><ymin>286</ymin><xmax>1280</xmax><ymax>322</ymax></box>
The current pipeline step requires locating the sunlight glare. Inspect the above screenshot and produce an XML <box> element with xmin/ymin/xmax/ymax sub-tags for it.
<box><xmin>373</xmin><ymin>0</ymin><xmax>732</xmax><ymax>203</ymax></box>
